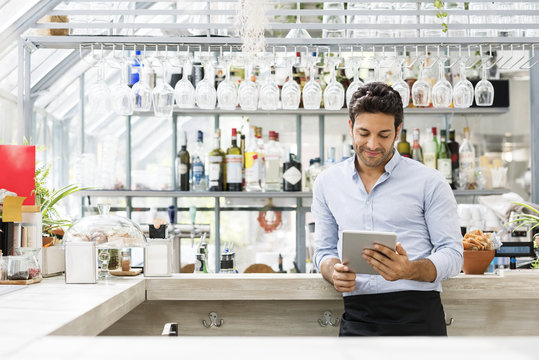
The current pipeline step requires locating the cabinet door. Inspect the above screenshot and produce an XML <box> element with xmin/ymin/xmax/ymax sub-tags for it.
<box><xmin>100</xmin><ymin>300</ymin><xmax>344</xmax><ymax>336</ymax></box>
<box><xmin>443</xmin><ymin>299</ymin><xmax>539</xmax><ymax>336</ymax></box>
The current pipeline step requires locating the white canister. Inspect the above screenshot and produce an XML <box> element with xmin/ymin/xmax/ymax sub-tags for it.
<box><xmin>65</xmin><ymin>242</ymin><xmax>97</xmax><ymax>284</ymax></box>
<box><xmin>144</xmin><ymin>238</ymin><xmax>172</xmax><ymax>277</ymax></box>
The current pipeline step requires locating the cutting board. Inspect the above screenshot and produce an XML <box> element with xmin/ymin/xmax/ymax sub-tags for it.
<box><xmin>0</xmin><ymin>277</ymin><xmax>42</xmax><ymax>285</ymax></box>
<box><xmin>110</xmin><ymin>269</ymin><xmax>142</xmax><ymax>276</ymax></box>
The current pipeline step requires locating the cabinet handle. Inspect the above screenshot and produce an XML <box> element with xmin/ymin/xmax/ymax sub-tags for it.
<box><xmin>202</xmin><ymin>311</ymin><xmax>224</xmax><ymax>328</ymax></box>
<box><xmin>318</xmin><ymin>311</ymin><xmax>340</xmax><ymax>327</ymax></box>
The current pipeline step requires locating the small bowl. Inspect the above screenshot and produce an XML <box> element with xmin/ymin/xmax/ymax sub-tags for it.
<box><xmin>462</xmin><ymin>250</ymin><xmax>495</xmax><ymax>275</ymax></box>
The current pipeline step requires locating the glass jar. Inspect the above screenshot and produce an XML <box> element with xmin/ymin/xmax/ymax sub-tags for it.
<box><xmin>121</xmin><ymin>248</ymin><xmax>131</xmax><ymax>271</ymax></box>
<box><xmin>14</xmin><ymin>248</ymin><xmax>42</xmax><ymax>280</ymax></box>
<box><xmin>7</xmin><ymin>256</ymin><xmax>29</xmax><ymax>281</ymax></box>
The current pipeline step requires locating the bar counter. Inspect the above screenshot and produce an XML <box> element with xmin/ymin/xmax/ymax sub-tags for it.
<box><xmin>1</xmin><ymin>271</ymin><xmax>539</xmax><ymax>359</ymax></box>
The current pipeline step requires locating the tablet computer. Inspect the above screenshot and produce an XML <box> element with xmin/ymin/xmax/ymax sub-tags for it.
<box><xmin>342</xmin><ymin>230</ymin><xmax>398</xmax><ymax>275</ymax></box>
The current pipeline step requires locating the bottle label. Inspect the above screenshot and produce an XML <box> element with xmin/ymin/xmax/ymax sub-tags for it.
<box><xmin>225</xmin><ymin>154</ymin><xmax>242</xmax><ymax>183</ymax></box>
<box><xmin>245</xmin><ymin>152</ymin><xmax>259</xmax><ymax>182</ymax></box>
<box><xmin>179</xmin><ymin>163</ymin><xmax>189</xmax><ymax>175</ymax></box>
<box><xmin>283</xmin><ymin>166</ymin><xmax>302</xmax><ymax>185</ymax></box>
<box><xmin>192</xmin><ymin>158</ymin><xmax>204</xmax><ymax>183</ymax></box>
<box><xmin>438</xmin><ymin>159</ymin><xmax>452</xmax><ymax>183</ymax></box>
<box><xmin>209</xmin><ymin>156</ymin><xmax>222</xmax><ymax>182</ymax></box>
<box><xmin>459</xmin><ymin>152</ymin><xmax>475</xmax><ymax>170</ymax></box>
<box><xmin>424</xmin><ymin>153</ymin><xmax>437</xmax><ymax>169</ymax></box>
<box><xmin>265</xmin><ymin>159</ymin><xmax>281</xmax><ymax>183</ymax></box>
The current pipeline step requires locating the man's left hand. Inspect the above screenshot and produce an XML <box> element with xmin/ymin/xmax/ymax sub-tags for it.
<box><xmin>362</xmin><ymin>242</ymin><xmax>414</xmax><ymax>281</ymax></box>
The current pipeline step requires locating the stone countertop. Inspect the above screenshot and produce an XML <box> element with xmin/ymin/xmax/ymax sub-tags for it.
<box><xmin>2</xmin><ymin>271</ymin><xmax>539</xmax><ymax>359</ymax></box>
<box><xmin>4</xmin><ymin>336</ymin><xmax>538</xmax><ymax>360</ymax></box>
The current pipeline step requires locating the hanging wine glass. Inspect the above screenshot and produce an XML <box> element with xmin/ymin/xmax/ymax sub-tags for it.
<box><xmin>195</xmin><ymin>56</ymin><xmax>217</xmax><ymax>110</ymax></box>
<box><xmin>174</xmin><ymin>52</ymin><xmax>196</xmax><ymax>109</ymax></box>
<box><xmin>452</xmin><ymin>59</ymin><xmax>474</xmax><ymax>108</ymax></box>
<box><xmin>217</xmin><ymin>54</ymin><xmax>238</xmax><ymax>110</ymax></box>
<box><xmin>474</xmin><ymin>63</ymin><xmax>494</xmax><ymax>106</ymax></box>
<box><xmin>302</xmin><ymin>55</ymin><xmax>322</xmax><ymax>110</ymax></box>
<box><xmin>238</xmin><ymin>59</ymin><xmax>258</xmax><ymax>110</ymax></box>
<box><xmin>152</xmin><ymin>49</ymin><xmax>175</xmax><ymax>118</ymax></box>
<box><xmin>108</xmin><ymin>45</ymin><xmax>133</xmax><ymax>116</ymax></box>
<box><xmin>346</xmin><ymin>57</ymin><xmax>364</xmax><ymax>108</ymax></box>
<box><xmin>110</xmin><ymin>45</ymin><xmax>134</xmax><ymax>116</ymax></box>
<box><xmin>391</xmin><ymin>57</ymin><xmax>410</xmax><ymax>108</ymax></box>
<box><xmin>87</xmin><ymin>53</ymin><xmax>112</xmax><ymax>118</ymax></box>
<box><xmin>412</xmin><ymin>58</ymin><xmax>431</xmax><ymax>107</ymax></box>
<box><xmin>431</xmin><ymin>57</ymin><xmax>453</xmax><ymax>108</ymax></box>
<box><xmin>131</xmin><ymin>51</ymin><xmax>152</xmax><ymax>112</ymax></box>
<box><xmin>258</xmin><ymin>56</ymin><xmax>280</xmax><ymax>110</ymax></box>
<box><xmin>285</xmin><ymin>2</ymin><xmax>311</xmax><ymax>39</ymax></box>
<box><xmin>281</xmin><ymin>55</ymin><xmax>301</xmax><ymax>110</ymax></box>
<box><xmin>323</xmin><ymin>58</ymin><xmax>345</xmax><ymax>110</ymax></box>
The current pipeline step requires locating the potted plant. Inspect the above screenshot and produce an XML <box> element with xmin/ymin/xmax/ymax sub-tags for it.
<box><xmin>507</xmin><ymin>202</ymin><xmax>539</xmax><ymax>269</ymax></box>
<box><xmin>34</xmin><ymin>163</ymin><xmax>89</xmax><ymax>245</ymax></box>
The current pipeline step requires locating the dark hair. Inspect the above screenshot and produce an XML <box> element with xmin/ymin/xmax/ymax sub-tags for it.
<box><xmin>348</xmin><ymin>82</ymin><xmax>403</xmax><ymax>131</ymax></box>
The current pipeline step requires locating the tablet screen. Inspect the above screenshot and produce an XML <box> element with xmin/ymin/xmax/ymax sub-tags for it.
<box><xmin>342</xmin><ymin>230</ymin><xmax>398</xmax><ymax>275</ymax></box>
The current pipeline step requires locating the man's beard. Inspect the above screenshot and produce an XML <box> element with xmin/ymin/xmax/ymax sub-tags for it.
<box><xmin>354</xmin><ymin>144</ymin><xmax>395</xmax><ymax>168</ymax></box>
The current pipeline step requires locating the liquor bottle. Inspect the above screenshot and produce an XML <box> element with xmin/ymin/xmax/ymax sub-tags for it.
<box><xmin>305</xmin><ymin>157</ymin><xmax>323</xmax><ymax>191</ymax></box>
<box><xmin>447</xmin><ymin>129</ymin><xmax>460</xmax><ymax>189</ymax></box>
<box><xmin>431</xmin><ymin>126</ymin><xmax>440</xmax><ymax>153</ymax></box>
<box><xmin>459</xmin><ymin>126</ymin><xmax>476</xmax><ymax>189</ymax></box>
<box><xmin>245</xmin><ymin>127</ymin><xmax>261</xmax><ymax>192</ymax></box>
<box><xmin>191</xmin><ymin>130</ymin><xmax>206</xmax><ymax>191</ymax></box>
<box><xmin>240</xmin><ymin>133</ymin><xmax>246</xmax><ymax>189</ymax></box>
<box><xmin>255</xmin><ymin>126</ymin><xmax>265</xmax><ymax>188</ymax></box>
<box><xmin>264</xmin><ymin>131</ymin><xmax>283</xmax><ymax>191</ymax></box>
<box><xmin>397</xmin><ymin>129</ymin><xmax>411</xmax><ymax>158</ymax></box>
<box><xmin>423</xmin><ymin>128</ymin><xmax>437</xmax><ymax>169</ymax></box>
<box><xmin>437</xmin><ymin>130</ymin><xmax>452</xmax><ymax>185</ymax></box>
<box><xmin>324</xmin><ymin>146</ymin><xmax>336</xmax><ymax>168</ymax></box>
<box><xmin>283</xmin><ymin>153</ymin><xmax>302</xmax><ymax>191</ymax></box>
<box><xmin>225</xmin><ymin>128</ymin><xmax>242</xmax><ymax>191</ymax></box>
<box><xmin>208</xmin><ymin>129</ymin><xmax>225</xmax><ymax>191</ymax></box>
<box><xmin>411</xmin><ymin>128</ymin><xmax>423</xmax><ymax>163</ymax></box>
<box><xmin>176</xmin><ymin>132</ymin><xmax>190</xmax><ymax>191</ymax></box>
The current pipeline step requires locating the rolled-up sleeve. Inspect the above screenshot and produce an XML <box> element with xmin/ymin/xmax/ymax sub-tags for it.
<box><xmin>311</xmin><ymin>174</ymin><xmax>340</xmax><ymax>271</ymax></box>
<box><xmin>424</xmin><ymin>177</ymin><xmax>464</xmax><ymax>282</ymax></box>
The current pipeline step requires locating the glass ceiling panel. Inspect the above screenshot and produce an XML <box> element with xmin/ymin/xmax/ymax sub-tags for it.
<box><xmin>0</xmin><ymin>0</ymin><xmax>40</xmax><ymax>34</ymax></box>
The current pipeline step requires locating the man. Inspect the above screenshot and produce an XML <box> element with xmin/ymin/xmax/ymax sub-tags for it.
<box><xmin>311</xmin><ymin>82</ymin><xmax>463</xmax><ymax>336</ymax></box>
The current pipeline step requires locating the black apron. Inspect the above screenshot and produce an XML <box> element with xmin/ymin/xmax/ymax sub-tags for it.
<box><xmin>339</xmin><ymin>290</ymin><xmax>447</xmax><ymax>336</ymax></box>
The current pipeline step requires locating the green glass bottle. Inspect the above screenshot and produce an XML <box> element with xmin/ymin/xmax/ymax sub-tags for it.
<box><xmin>225</xmin><ymin>128</ymin><xmax>243</xmax><ymax>191</ymax></box>
<box><xmin>437</xmin><ymin>129</ymin><xmax>452</xmax><ymax>184</ymax></box>
<box><xmin>208</xmin><ymin>129</ymin><xmax>225</xmax><ymax>191</ymax></box>
<box><xmin>397</xmin><ymin>128</ymin><xmax>411</xmax><ymax>158</ymax></box>
<box><xmin>176</xmin><ymin>131</ymin><xmax>190</xmax><ymax>191</ymax></box>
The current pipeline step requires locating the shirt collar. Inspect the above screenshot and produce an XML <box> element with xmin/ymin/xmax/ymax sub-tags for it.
<box><xmin>347</xmin><ymin>149</ymin><xmax>401</xmax><ymax>178</ymax></box>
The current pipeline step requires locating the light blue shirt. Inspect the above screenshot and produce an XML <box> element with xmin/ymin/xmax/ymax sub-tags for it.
<box><xmin>311</xmin><ymin>151</ymin><xmax>463</xmax><ymax>296</ymax></box>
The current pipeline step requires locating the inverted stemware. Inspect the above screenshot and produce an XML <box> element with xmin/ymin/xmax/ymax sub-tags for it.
<box><xmin>453</xmin><ymin>60</ymin><xmax>474</xmax><ymax>108</ymax></box>
<box><xmin>323</xmin><ymin>59</ymin><xmax>345</xmax><ymax>110</ymax></box>
<box><xmin>238</xmin><ymin>60</ymin><xmax>259</xmax><ymax>110</ymax></box>
<box><xmin>474</xmin><ymin>64</ymin><xmax>494</xmax><ymax>106</ymax></box>
<box><xmin>152</xmin><ymin>52</ymin><xmax>175</xmax><ymax>118</ymax></box>
<box><xmin>412</xmin><ymin>59</ymin><xmax>431</xmax><ymax>107</ymax></box>
<box><xmin>431</xmin><ymin>57</ymin><xmax>453</xmax><ymax>108</ymax></box>
<box><xmin>195</xmin><ymin>57</ymin><xmax>217</xmax><ymax>110</ymax></box>
<box><xmin>346</xmin><ymin>57</ymin><xmax>364</xmax><ymax>108</ymax></box>
<box><xmin>174</xmin><ymin>53</ymin><xmax>196</xmax><ymax>109</ymax></box>
<box><xmin>217</xmin><ymin>55</ymin><xmax>238</xmax><ymax>110</ymax></box>
<box><xmin>302</xmin><ymin>56</ymin><xmax>322</xmax><ymax>110</ymax></box>
<box><xmin>280</xmin><ymin>56</ymin><xmax>301</xmax><ymax>110</ymax></box>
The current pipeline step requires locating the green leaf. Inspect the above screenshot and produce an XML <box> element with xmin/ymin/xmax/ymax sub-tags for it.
<box><xmin>434</xmin><ymin>0</ymin><xmax>443</xmax><ymax>9</ymax></box>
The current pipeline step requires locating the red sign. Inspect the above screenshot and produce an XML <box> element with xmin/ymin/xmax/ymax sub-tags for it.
<box><xmin>0</xmin><ymin>145</ymin><xmax>36</xmax><ymax>205</ymax></box>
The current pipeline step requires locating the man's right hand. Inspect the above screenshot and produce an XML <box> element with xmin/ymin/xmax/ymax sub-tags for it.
<box><xmin>321</xmin><ymin>258</ymin><xmax>357</xmax><ymax>293</ymax></box>
<box><xmin>332</xmin><ymin>263</ymin><xmax>357</xmax><ymax>292</ymax></box>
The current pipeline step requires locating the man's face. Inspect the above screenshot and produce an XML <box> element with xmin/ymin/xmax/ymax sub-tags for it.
<box><xmin>349</xmin><ymin>112</ymin><xmax>401</xmax><ymax>169</ymax></box>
